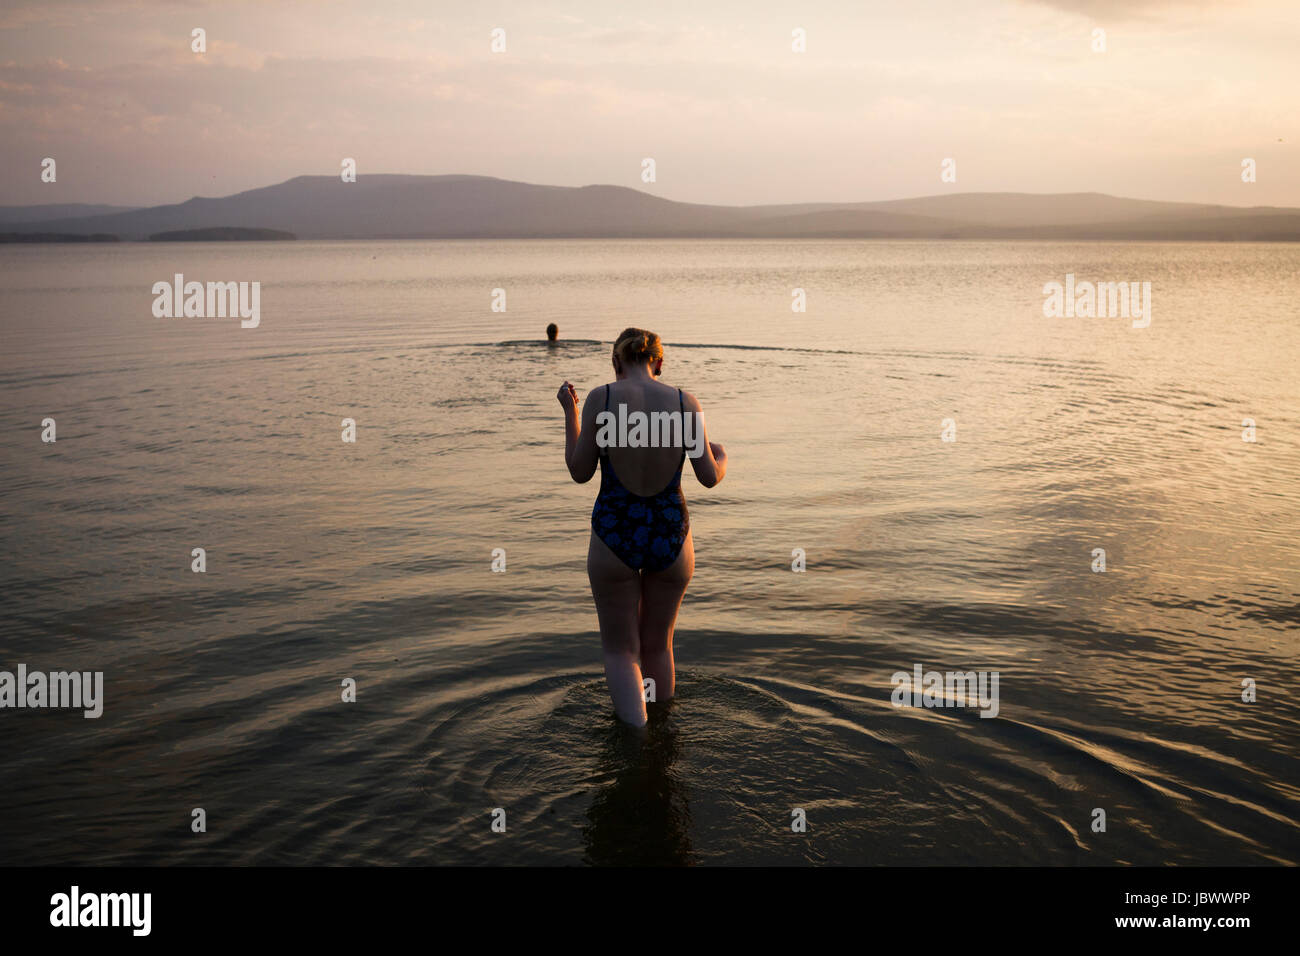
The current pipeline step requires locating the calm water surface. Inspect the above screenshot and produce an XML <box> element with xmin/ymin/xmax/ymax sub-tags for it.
<box><xmin>1</xmin><ymin>239</ymin><xmax>1297</xmax><ymax>864</ymax></box>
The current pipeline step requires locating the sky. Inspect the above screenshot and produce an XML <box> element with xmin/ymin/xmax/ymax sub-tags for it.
<box><xmin>1</xmin><ymin>0</ymin><xmax>1297</xmax><ymax>208</ymax></box>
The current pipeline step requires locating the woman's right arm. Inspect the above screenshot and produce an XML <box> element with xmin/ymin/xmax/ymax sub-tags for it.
<box><xmin>559</xmin><ymin>381</ymin><xmax>600</xmax><ymax>483</ymax></box>
<box><xmin>684</xmin><ymin>390</ymin><xmax>727</xmax><ymax>488</ymax></box>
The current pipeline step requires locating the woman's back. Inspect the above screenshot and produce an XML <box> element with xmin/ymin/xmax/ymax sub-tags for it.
<box><xmin>599</xmin><ymin>379</ymin><xmax>688</xmax><ymax>497</ymax></box>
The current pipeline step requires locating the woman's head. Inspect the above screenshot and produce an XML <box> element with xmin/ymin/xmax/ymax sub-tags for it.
<box><xmin>612</xmin><ymin>327</ymin><xmax>663</xmax><ymax>377</ymax></box>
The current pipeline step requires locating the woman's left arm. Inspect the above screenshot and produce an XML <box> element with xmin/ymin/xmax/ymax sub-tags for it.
<box><xmin>559</xmin><ymin>381</ymin><xmax>599</xmax><ymax>482</ymax></box>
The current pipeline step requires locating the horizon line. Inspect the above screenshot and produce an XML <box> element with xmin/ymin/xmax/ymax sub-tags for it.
<box><xmin>8</xmin><ymin>174</ymin><xmax>1298</xmax><ymax>215</ymax></box>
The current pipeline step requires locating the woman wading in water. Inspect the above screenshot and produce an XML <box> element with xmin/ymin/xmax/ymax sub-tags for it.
<box><xmin>557</xmin><ymin>328</ymin><xmax>727</xmax><ymax>727</ymax></box>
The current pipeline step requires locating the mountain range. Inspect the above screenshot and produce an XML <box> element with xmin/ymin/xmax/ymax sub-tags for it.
<box><xmin>4</xmin><ymin>175</ymin><xmax>1299</xmax><ymax>241</ymax></box>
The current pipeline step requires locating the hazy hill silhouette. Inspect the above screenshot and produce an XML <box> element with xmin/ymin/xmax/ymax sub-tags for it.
<box><xmin>0</xmin><ymin>203</ymin><xmax>139</xmax><ymax>225</ymax></box>
<box><xmin>5</xmin><ymin>175</ymin><xmax>1298</xmax><ymax>240</ymax></box>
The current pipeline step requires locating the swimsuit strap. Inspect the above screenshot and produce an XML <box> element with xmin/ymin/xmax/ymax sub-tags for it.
<box><xmin>677</xmin><ymin>388</ymin><xmax>686</xmax><ymax>471</ymax></box>
<box><xmin>599</xmin><ymin>384</ymin><xmax>611</xmax><ymax>460</ymax></box>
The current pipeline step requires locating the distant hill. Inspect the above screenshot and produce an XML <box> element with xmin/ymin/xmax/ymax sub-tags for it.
<box><xmin>149</xmin><ymin>227</ymin><xmax>296</xmax><ymax>241</ymax></box>
<box><xmin>0</xmin><ymin>203</ymin><xmax>138</xmax><ymax>225</ymax></box>
<box><xmin>2</xmin><ymin>175</ymin><xmax>1297</xmax><ymax>241</ymax></box>
<box><xmin>0</xmin><ymin>232</ymin><xmax>120</xmax><ymax>243</ymax></box>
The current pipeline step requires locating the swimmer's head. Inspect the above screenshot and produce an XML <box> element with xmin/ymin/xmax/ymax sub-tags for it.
<box><xmin>546</xmin><ymin>323</ymin><xmax>558</xmax><ymax>342</ymax></box>
<box><xmin>612</xmin><ymin>327</ymin><xmax>663</xmax><ymax>377</ymax></box>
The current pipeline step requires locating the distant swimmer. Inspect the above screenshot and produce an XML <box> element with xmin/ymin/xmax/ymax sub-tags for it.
<box><xmin>546</xmin><ymin>323</ymin><xmax>558</xmax><ymax>344</ymax></box>
<box><xmin>557</xmin><ymin>327</ymin><xmax>728</xmax><ymax>728</ymax></box>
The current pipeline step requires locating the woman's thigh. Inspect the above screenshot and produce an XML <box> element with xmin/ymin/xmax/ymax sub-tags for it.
<box><xmin>586</xmin><ymin>531</ymin><xmax>642</xmax><ymax>654</ymax></box>
<box><xmin>640</xmin><ymin>529</ymin><xmax>694</xmax><ymax>650</ymax></box>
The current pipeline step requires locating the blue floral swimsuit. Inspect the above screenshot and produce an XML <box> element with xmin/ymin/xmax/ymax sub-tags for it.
<box><xmin>591</xmin><ymin>384</ymin><xmax>690</xmax><ymax>572</ymax></box>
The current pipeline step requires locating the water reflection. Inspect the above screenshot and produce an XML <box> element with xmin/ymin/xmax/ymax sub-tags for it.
<box><xmin>583</xmin><ymin>703</ymin><xmax>692</xmax><ymax>866</ymax></box>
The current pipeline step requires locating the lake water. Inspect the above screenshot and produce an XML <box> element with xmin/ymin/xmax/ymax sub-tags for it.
<box><xmin>0</xmin><ymin>239</ymin><xmax>1297</xmax><ymax>865</ymax></box>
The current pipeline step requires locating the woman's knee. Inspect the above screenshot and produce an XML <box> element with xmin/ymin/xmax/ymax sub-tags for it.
<box><xmin>601</xmin><ymin>632</ymin><xmax>640</xmax><ymax>658</ymax></box>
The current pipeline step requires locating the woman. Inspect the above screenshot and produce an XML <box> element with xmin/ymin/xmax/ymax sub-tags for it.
<box><xmin>558</xmin><ymin>328</ymin><xmax>727</xmax><ymax>727</ymax></box>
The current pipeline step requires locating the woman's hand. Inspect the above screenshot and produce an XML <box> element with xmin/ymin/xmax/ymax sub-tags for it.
<box><xmin>557</xmin><ymin>381</ymin><xmax>579</xmax><ymax>413</ymax></box>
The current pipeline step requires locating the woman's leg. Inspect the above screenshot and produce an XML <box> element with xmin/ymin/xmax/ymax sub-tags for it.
<box><xmin>639</xmin><ymin>529</ymin><xmax>693</xmax><ymax>703</ymax></box>
<box><xmin>587</xmin><ymin>531</ymin><xmax>648</xmax><ymax>727</ymax></box>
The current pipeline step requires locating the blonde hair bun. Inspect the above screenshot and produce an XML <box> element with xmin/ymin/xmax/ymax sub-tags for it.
<box><xmin>613</xmin><ymin>327</ymin><xmax>663</xmax><ymax>366</ymax></box>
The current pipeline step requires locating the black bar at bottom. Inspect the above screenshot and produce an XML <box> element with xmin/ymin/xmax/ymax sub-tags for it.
<box><xmin>1</xmin><ymin>865</ymin><xmax>1289</xmax><ymax>941</ymax></box>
